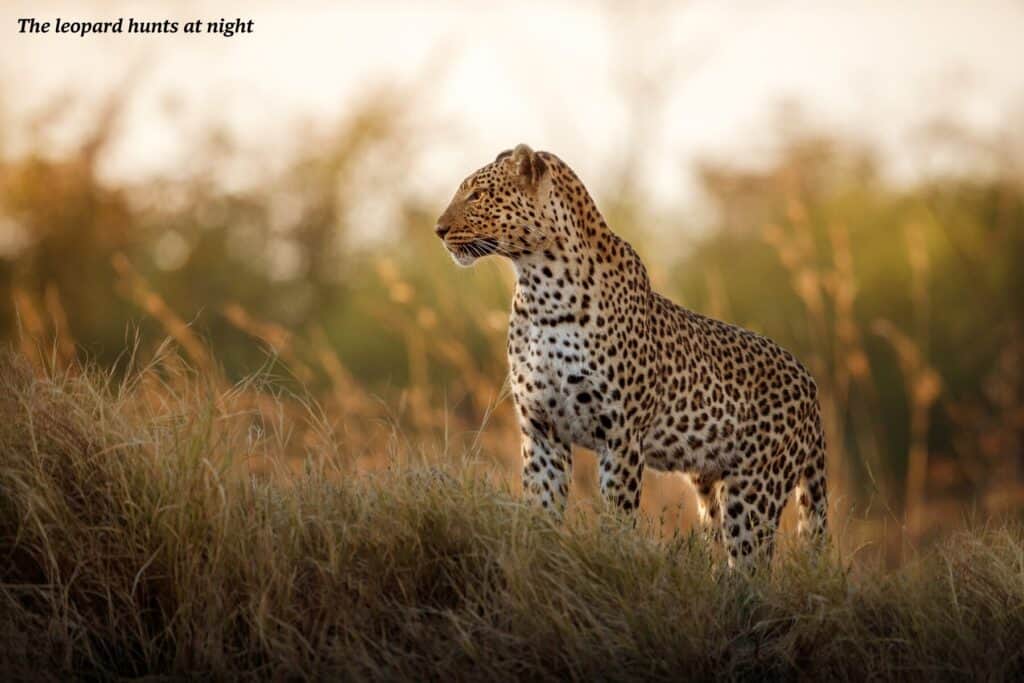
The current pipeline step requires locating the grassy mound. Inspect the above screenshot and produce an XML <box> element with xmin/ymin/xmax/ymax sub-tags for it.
<box><xmin>1</xmin><ymin>350</ymin><xmax>1022</xmax><ymax>681</ymax></box>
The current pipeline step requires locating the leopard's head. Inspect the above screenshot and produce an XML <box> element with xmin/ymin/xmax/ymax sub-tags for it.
<box><xmin>436</xmin><ymin>144</ymin><xmax>554</xmax><ymax>267</ymax></box>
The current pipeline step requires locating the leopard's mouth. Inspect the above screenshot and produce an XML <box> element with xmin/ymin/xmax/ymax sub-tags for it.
<box><xmin>448</xmin><ymin>237</ymin><xmax>500</xmax><ymax>266</ymax></box>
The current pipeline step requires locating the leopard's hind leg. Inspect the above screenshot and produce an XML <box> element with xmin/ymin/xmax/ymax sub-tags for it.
<box><xmin>794</xmin><ymin>408</ymin><xmax>828</xmax><ymax>541</ymax></box>
<box><xmin>692</xmin><ymin>477</ymin><xmax>723</xmax><ymax>545</ymax></box>
<box><xmin>719</xmin><ymin>472</ymin><xmax>787</xmax><ymax>568</ymax></box>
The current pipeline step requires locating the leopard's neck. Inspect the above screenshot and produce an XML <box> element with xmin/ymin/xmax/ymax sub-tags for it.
<box><xmin>510</xmin><ymin>196</ymin><xmax>649</xmax><ymax>326</ymax></box>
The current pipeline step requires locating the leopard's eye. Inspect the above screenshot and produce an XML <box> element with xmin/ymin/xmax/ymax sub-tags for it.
<box><xmin>466</xmin><ymin>189</ymin><xmax>481</xmax><ymax>203</ymax></box>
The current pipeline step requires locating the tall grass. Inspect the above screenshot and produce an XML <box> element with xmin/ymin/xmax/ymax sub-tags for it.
<box><xmin>2</xmin><ymin>349</ymin><xmax>1023</xmax><ymax>680</ymax></box>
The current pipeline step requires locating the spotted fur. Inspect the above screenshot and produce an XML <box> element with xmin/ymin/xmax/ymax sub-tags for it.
<box><xmin>436</xmin><ymin>144</ymin><xmax>828</xmax><ymax>565</ymax></box>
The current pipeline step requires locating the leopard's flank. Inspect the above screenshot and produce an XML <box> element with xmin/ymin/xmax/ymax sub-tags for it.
<box><xmin>436</xmin><ymin>144</ymin><xmax>828</xmax><ymax>566</ymax></box>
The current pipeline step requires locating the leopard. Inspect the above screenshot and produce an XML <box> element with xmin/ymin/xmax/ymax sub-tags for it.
<box><xmin>435</xmin><ymin>144</ymin><xmax>828</xmax><ymax>566</ymax></box>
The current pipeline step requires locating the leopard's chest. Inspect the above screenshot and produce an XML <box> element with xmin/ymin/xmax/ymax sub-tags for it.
<box><xmin>508</xmin><ymin>313</ymin><xmax>608</xmax><ymax>449</ymax></box>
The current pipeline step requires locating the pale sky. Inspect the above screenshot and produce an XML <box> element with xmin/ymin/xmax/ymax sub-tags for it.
<box><xmin>3</xmin><ymin>0</ymin><xmax>1023</xmax><ymax>212</ymax></box>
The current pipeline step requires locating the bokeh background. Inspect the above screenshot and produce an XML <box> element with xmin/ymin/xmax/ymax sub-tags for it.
<box><xmin>2</xmin><ymin>0</ymin><xmax>1023</xmax><ymax>561</ymax></box>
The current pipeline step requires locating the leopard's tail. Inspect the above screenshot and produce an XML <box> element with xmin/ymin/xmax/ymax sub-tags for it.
<box><xmin>794</xmin><ymin>404</ymin><xmax>828</xmax><ymax>541</ymax></box>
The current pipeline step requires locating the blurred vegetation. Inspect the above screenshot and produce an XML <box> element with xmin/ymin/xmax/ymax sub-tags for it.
<box><xmin>1</xmin><ymin>90</ymin><xmax>1022</xmax><ymax>559</ymax></box>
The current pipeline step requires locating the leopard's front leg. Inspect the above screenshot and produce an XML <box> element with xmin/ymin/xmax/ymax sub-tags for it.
<box><xmin>597</xmin><ymin>432</ymin><xmax>644</xmax><ymax>518</ymax></box>
<box><xmin>519</xmin><ymin>417</ymin><xmax>572</xmax><ymax>517</ymax></box>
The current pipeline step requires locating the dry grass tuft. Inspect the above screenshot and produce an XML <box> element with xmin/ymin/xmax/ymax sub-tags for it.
<box><xmin>1</xmin><ymin>349</ymin><xmax>1023</xmax><ymax>680</ymax></box>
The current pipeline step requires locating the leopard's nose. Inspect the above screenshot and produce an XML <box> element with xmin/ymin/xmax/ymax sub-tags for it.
<box><xmin>435</xmin><ymin>224</ymin><xmax>450</xmax><ymax>239</ymax></box>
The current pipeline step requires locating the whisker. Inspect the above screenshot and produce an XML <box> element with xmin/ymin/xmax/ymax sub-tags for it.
<box><xmin>446</xmin><ymin>231</ymin><xmax>547</xmax><ymax>259</ymax></box>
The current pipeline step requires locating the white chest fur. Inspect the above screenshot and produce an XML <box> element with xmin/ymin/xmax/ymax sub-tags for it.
<box><xmin>508</xmin><ymin>313</ymin><xmax>607</xmax><ymax>450</ymax></box>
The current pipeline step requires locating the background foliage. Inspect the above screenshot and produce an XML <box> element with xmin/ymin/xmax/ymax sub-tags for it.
<box><xmin>1</xmin><ymin>88</ymin><xmax>1022</xmax><ymax>561</ymax></box>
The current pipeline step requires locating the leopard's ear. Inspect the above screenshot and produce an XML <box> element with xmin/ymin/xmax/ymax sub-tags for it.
<box><xmin>494</xmin><ymin>149</ymin><xmax>513</xmax><ymax>162</ymax></box>
<box><xmin>512</xmin><ymin>143</ymin><xmax>548</xmax><ymax>187</ymax></box>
